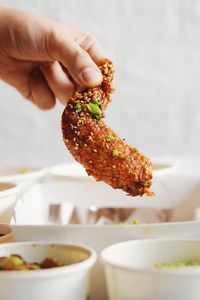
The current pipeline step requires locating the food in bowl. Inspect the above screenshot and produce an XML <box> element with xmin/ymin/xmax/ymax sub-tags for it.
<box><xmin>18</xmin><ymin>167</ymin><xmax>34</xmax><ymax>174</ymax></box>
<box><xmin>0</xmin><ymin>182</ymin><xmax>16</xmax><ymax>192</ymax></box>
<box><xmin>0</xmin><ymin>242</ymin><xmax>96</xmax><ymax>300</ymax></box>
<box><xmin>0</xmin><ymin>254</ymin><xmax>64</xmax><ymax>271</ymax></box>
<box><xmin>0</xmin><ymin>166</ymin><xmax>47</xmax><ymax>185</ymax></box>
<box><xmin>0</xmin><ymin>166</ymin><xmax>35</xmax><ymax>176</ymax></box>
<box><xmin>154</xmin><ymin>261</ymin><xmax>200</xmax><ymax>268</ymax></box>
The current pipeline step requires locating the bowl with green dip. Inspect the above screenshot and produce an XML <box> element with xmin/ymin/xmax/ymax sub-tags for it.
<box><xmin>101</xmin><ymin>239</ymin><xmax>200</xmax><ymax>300</ymax></box>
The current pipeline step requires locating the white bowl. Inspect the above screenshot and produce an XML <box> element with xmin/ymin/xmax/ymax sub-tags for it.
<box><xmin>49</xmin><ymin>161</ymin><xmax>175</xmax><ymax>182</ymax></box>
<box><xmin>101</xmin><ymin>239</ymin><xmax>200</xmax><ymax>300</ymax></box>
<box><xmin>152</xmin><ymin>161</ymin><xmax>175</xmax><ymax>177</ymax></box>
<box><xmin>0</xmin><ymin>166</ymin><xmax>47</xmax><ymax>185</ymax></box>
<box><xmin>0</xmin><ymin>242</ymin><xmax>96</xmax><ymax>300</ymax></box>
<box><xmin>49</xmin><ymin>162</ymin><xmax>89</xmax><ymax>181</ymax></box>
<box><xmin>0</xmin><ymin>182</ymin><xmax>20</xmax><ymax>223</ymax></box>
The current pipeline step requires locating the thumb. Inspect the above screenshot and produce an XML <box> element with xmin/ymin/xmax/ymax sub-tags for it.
<box><xmin>48</xmin><ymin>32</ymin><xmax>103</xmax><ymax>87</ymax></box>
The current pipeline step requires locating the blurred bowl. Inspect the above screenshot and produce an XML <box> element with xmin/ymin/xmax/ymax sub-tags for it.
<box><xmin>49</xmin><ymin>161</ymin><xmax>175</xmax><ymax>182</ymax></box>
<box><xmin>152</xmin><ymin>161</ymin><xmax>175</xmax><ymax>177</ymax></box>
<box><xmin>0</xmin><ymin>166</ymin><xmax>47</xmax><ymax>185</ymax></box>
<box><xmin>0</xmin><ymin>182</ymin><xmax>20</xmax><ymax>223</ymax></box>
<box><xmin>0</xmin><ymin>224</ymin><xmax>13</xmax><ymax>243</ymax></box>
<box><xmin>101</xmin><ymin>239</ymin><xmax>200</xmax><ymax>300</ymax></box>
<box><xmin>0</xmin><ymin>242</ymin><xmax>96</xmax><ymax>300</ymax></box>
<box><xmin>49</xmin><ymin>162</ymin><xmax>89</xmax><ymax>181</ymax></box>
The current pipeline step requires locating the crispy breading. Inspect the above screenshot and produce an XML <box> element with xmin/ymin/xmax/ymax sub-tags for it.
<box><xmin>62</xmin><ymin>59</ymin><xmax>153</xmax><ymax>196</ymax></box>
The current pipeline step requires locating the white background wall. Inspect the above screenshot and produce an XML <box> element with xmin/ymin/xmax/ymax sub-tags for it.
<box><xmin>0</xmin><ymin>0</ymin><xmax>200</xmax><ymax>167</ymax></box>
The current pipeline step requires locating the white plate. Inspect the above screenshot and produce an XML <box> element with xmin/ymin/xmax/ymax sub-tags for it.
<box><xmin>49</xmin><ymin>161</ymin><xmax>175</xmax><ymax>181</ymax></box>
<box><xmin>0</xmin><ymin>166</ymin><xmax>47</xmax><ymax>184</ymax></box>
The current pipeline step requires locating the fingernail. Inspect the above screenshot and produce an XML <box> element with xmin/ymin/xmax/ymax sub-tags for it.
<box><xmin>80</xmin><ymin>67</ymin><xmax>102</xmax><ymax>85</ymax></box>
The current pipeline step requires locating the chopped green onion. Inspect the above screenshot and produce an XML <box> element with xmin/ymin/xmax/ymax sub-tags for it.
<box><xmin>91</xmin><ymin>98</ymin><xmax>101</xmax><ymax>107</ymax></box>
<box><xmin>94</xmin><ymin>114</ymin><xmax>101</xmax><ymax>120</ymax></box>
<box><xmin>154</xmin><ymin>261</ymin><xmax>200</xmax><ymax>268</ymax></box>
<box><xmin>73</xmin><ymin>102</ymin><xmax>82</xmax><ymax>113</ymax></box>
<box><xmin>132</xmin><ymin>219</ymin><xmax>140</xmax><ymax>225</ymax></box>
<box><xmin>86</xmin><ymin>102</ymin><xmax>102</xmax><ymax>119</ymax></box>
<box><xmin>112</xmin><ymin>149</ymin><xmax>119</xmax><ymax>157</ymax></box>
<box><xmin>105</xmin><ymin>135</ymin><xmax>116</xmax><ymax>142</ymax></box>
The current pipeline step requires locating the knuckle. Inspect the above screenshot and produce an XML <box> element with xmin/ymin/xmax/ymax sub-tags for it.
<box><xmin>73</xmin><ymin>47</ymin><xmax>88</xmax><ymax>63</ymax></box>
<box><xmin>79</xmin><ymin>32</ymin><xmax>97</xmax><ymax>50</ymax></box>
<box><xmin>84</xmin><ymin>31</ymin><xmax>94</xmax><ymax>41</ymax></box>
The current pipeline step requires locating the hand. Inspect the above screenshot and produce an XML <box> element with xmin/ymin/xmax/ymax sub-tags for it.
<box><xmin>0</xmin><ymin>7</ymin><xmax>104</xmax><ymax>109</ymax></box>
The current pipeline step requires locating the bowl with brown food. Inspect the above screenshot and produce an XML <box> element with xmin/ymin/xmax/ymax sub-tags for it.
<box><xmin>0</xmin><ymin>241</ymin><xmax>96</xmax><ymax>300</ymax></box>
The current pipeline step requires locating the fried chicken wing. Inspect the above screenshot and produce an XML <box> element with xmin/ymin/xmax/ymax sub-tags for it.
<box><xmin>62</xmin><ymin>59</ymin><xmax>153</xmax><ymax>196</ymax></box>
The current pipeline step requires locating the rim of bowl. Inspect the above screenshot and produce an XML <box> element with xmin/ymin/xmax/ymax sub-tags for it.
<box><xmin>0</xmin><ymin>241</ymin><xmax>97</xmax><ymax>278</ymax></box>
<box><xmin>10</xmin><ymin>219</ymin><xmax>200</xmax><ymax>228</ymax></box>
<box><xmin>49</xmin><ymin>163</ymin><xmax>88</xmax><ymax>179</ymax></box>
<box><xmin>49</xmin><ymin>161</ymin><xmax>175</xmax><ymax>179</ymax></box>
<box><xmin>101</xmin><ymin>239</ymin><xmax>200</xmax><ymax>277</ymax></box>
<box><xmin>0</xmin><ymin>166</ymin><xmax>47</xmax><ymax>183</ymax></box>
<box><xmin>152</xmin><ymin>162</ymin><xmax>175</xmax><ymax>177</ymax></box>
